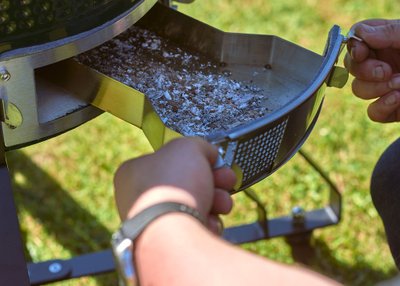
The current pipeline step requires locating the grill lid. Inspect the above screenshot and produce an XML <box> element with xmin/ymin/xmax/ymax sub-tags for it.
<box><xmin>0</xmin><ymin>0</ymin><xmax>148</xmax><ymax>53</ymax></box>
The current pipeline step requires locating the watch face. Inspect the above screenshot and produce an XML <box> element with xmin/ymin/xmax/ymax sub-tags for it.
<box><xmin>111</xmin><ymin>232</ymin><xmax>136</xmax><ymax>286</ymax></box>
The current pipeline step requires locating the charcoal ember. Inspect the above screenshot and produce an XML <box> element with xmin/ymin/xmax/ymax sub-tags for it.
<box><xmin>78</xmin><ymin>25</ymin><xmax>269</xmax><ymax>136</ymax></box>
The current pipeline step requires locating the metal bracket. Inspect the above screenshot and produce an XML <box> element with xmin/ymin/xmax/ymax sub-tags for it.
<box><xmin>27</xmin><ymin>250</ymin><xmax>115</xmax><ymax>286</ymax></box>
<box><xmin>243</xmin><ymin>188</ymin><xmax>269</xmax><ymax>236</ymax></box>
<box><xmin>223</xmin><ymin>148</ymin><xmax>342</xmax><ymax>244</ymax></box>
<box><xmin>0</xmin><ymin>164</ymin><xmax>30</xmax><ymax>286</ymax></box>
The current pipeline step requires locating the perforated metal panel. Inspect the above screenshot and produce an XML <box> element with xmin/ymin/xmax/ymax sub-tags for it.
<box><xmin>234</xmin><ymin>119</ymin><xmax>288</xmax><ymax>186</ymax></box>
<box><xmin>0</xmin><ymin>0</ymin><xmax>141</xmax><ymax>52</ymax></box>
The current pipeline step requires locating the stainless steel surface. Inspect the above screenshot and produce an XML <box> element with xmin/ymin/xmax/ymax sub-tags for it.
<box><xmin>37</xmin><ymin>59</ymin><xmax>181</xmax><ymax>151</ymax></box>
<box><xmin>38</xmin><ymin>4</ymin><xmax>347</xmax><ymax>191</ymax></box>
<box><xmin>143</xmin><ymin>4</ymin><xmax>348</xmax><ymax>190</ymax></box>
<box><xmin>0</xmin><ymin>0</ymin><xmax>158</xmax><ymax>149</ymax></box>
<box><xmin>111</xmin><ymin>234</ymin><xmax>136</xmax><ymax>286</ymax></box>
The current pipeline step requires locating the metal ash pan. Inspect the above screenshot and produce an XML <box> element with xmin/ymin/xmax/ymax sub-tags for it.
<box><xmin>78</xmin><ymin>25</ymin><xmax>294</xmax><ymax>137</ymax></box>
<box><xmin>38</xmin><ymin>3</ymin><xmax>348</xmax><ymax>191</ymax></box>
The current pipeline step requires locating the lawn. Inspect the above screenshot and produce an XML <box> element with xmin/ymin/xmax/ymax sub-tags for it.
<box><xmin>7</xmin><ymin>0</ymin><xmax>400</xmax><ymax>285</ymax></box>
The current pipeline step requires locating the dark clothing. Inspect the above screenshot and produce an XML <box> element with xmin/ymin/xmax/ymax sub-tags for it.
<box><xmin>371</xmin><ymin>138</ymin><xmax>400</xmax><ymax>269</ymax></box>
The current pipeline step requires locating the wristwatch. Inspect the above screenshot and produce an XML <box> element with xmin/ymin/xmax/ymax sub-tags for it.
<box><xmin>111</xmin><ymin>202</ymin><xmax>206</xmax><ymax>286</ymax></box>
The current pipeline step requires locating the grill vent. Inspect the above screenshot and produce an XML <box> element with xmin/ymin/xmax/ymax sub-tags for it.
<box><xmin>235</xmin><ymin>119</ymin><xmax>288</xmax><ymax>185</ymax></box>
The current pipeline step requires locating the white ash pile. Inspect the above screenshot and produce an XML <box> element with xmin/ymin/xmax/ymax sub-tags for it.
<box><xmin>78</xmin><ymin>25</ymin><xmax>271</xmax><ymax>136</ymax></box>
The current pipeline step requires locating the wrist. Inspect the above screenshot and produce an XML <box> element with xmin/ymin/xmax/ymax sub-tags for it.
<box><xmin>112</xmin><ymin>202</ymin><xmax>206</xmax><ymax>286</ymax></box>
<box><xmin>126</xmin><ymin>186</ymin><xmax>203</xmax><ymax>220</ymax></box>
<box><xmin>134</xmin><ymin>213</ymin><xmax>207</xmax><ymax>282</ymax></box>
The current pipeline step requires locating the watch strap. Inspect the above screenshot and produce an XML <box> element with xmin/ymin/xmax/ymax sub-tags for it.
<box><xmin>120</xmin><ymin>202</ymin><xmax>206</xmax><ymax>240</ymax></box>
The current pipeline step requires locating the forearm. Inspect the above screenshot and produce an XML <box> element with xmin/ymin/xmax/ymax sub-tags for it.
<box><xmin>134</xmin><ymin>213</ymin><xmax>341</xmax><ymax>286</ymax></box>
<box><xmin>114</xmin><ymin>138</ymin><xmax>340</xmax><ymax>285</ymax></box>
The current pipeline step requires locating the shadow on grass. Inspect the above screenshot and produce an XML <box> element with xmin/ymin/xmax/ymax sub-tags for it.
<box><xmin>7</xmin><ymin>150</ymin><xmax>117</xmax><ymax>285</ymax></box>
<box><xmin>286</xmin><ymin>232</ymin><xmax>398</xmax><ymax>286</ymax></box>
<box><xmin>7</xmin><ymin>150</ymin><xmax>397</xmax><ymax>286</ymax></box>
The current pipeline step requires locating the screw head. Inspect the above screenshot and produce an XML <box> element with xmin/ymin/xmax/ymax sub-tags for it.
<box><xmin>48</xmin><ymin>262</ymin><xmax>62</xmax><ymax>273</ymax></box>
<box><xmin>0</xmin><ymin>69</ymin><xmax>10</xmax><ymax>81</ymax></box>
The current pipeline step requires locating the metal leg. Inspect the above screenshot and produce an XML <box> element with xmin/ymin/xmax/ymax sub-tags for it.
<box><xmin>298</xmin><ymin>149</ymin><xmax>342</xmax><ymax>222</ymax></box>
<box><xmin>0</xmin><ymin>164</ymin><xmax>30</xmax><ymax>285</ymax></box>
<box><xmin>243</xmin><ymin>188</ymin><xmax>269</xmax><ymax>236</ymax></box>
<box><xmin>223</xmin><ymin>148</ymin><xmax>342</xmax><ymax>245</ymax></box>
<box><xmin>28</xmin><ymin>250</ymin><xmax>115</xmax><ymax>285</ymax></box>
<box><xmin>0</xmin><ymin>157</ymin><xmax>117</xmax><ymax>285</ymax></box>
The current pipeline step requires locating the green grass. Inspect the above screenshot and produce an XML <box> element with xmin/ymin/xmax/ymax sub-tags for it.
<box><xmin>7</xmin><ymin>0</ymin><xmax>400</xmax><ymax>285</ymax></box>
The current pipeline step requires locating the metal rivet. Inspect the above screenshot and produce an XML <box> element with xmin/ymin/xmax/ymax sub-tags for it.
<box><xmin>48</xmin><ymin>262</ymin><xmax>62</xmax><ymax>273</ymax></box>
<box><xmin>0</xmin><ymin>68</ymin><xmax>10</xmax><ymax>81</ymax></box>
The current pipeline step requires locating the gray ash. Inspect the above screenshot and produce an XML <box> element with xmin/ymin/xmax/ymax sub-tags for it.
<box><xmin>78</xmin><ymin>25</ymin><xmax>269</xmax><ymax>136</ymax></box>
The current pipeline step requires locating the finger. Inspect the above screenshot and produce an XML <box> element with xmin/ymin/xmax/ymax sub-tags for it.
<box><xmin>352</xmin><ymin>78</ymin><xmax>392</xmax><ymax>100</ymax></box>
<box><xmin>213</xmin><ymin>167</ymin><xmax>237</xmax><ymax>190</ymax></box>
<box><xmin>113</xmin><ymin>156</ymin><xmax>150</xmax><ymax>219</ymax></box>
<box><xmin>211</xmin><ymin>188</ymin><xmax>233</xmax><ymax>215</ymax></box>
<box><xmin>354</xmin><ymin>19</ymin><xmax>392</xmax><ymax>27</ymax></box>
<box><xmin>344</xmin><ymin>54</ymin><xmax>392</xmax><ymax>81</ymax></box>
<box><xmin>207</xmin><ymin>214</ymin><xmax>224</xmax><ymax>236</ymax></box>
<box><xmin>164</xmin><ymin>137</ymin><xmax>219</xmax><ymax>166</ymax></box>
<box><xmin>355</xmin><ymin>21</ymin><xmax>400</xmax><ymax>50</ymax></box>
<box><xmin>346</xmin><ymin>39</ymin><xmax>374</xmax><ymax>63</ymax></box>
<box><xmin>367</xmin><ymin>90</ymin><xmax>400</xmax><ymax>122</ymax></box>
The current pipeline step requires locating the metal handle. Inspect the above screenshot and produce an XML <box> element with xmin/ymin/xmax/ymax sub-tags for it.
<box><xmin>322</xmin><ymin>25</ymin><xmax>349</xmax><ymax>88</ymax></box>
<box><xmin>327</xmin><ymin>66</ymin><xmax>348</xmax><ymax>88</ymax></box>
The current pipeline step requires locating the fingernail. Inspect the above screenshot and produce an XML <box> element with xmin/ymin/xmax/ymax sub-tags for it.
<box><xmin>373</xmin><ymin>66</ymin><xmax>384</xmax><ymax>80</ymax></box>
<box><xmin>350</xmin><ymin>46</ymin><xmax>357</xmax><ymax>59</ymax></box>
<box><xmin>389</xmin><ymin>75</ymin><xmax>400</xmax><ymax>89</ymax></box>
<box><xmin>360</xmin><ymin>23</ymin><xmax>376</xmax><ymax>33</ymax></box>
<box><xmin>385</xmin><ymin>93</ymin><xmax>399</xmax><ymax>105</ymax></box>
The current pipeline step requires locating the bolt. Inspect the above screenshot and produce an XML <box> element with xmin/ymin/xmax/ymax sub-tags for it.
<box><xmin>0</xmin><ymin>68</ymin><xmax>10</xmax><ymax>81</ymax></box>
<box><xmin>48</xmin><ymin>262</ymin><xmax>62</xmax><ymax>273</ymax></box>
<box><xmin>291</xmin><ymin>206</ymin><xmax>306</xmax><ymax>226</ymax></box>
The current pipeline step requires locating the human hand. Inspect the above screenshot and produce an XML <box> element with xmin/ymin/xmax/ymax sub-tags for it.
<box><xmin>344</xmin><ymin>19</ymin><xmax>400</xmax><ymax>122</ymax></box>
<box><xmin>114</xmin><ymin>137</ymin><xmax>236</xmax><ymax>233</ymax></box>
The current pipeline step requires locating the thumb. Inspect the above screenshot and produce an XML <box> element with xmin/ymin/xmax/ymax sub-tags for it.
<box><xmin>356</xmin><ymin>21</ymin><xmax>400</xmax><ymax>49</ymax></box>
